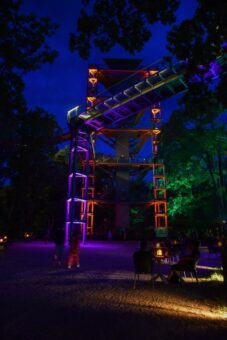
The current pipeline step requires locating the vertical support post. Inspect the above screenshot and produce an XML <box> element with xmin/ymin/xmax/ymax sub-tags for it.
<box><xmin>115</xmin><ymin>135</ymin><xmax>130</xmax><ymax>232</ymax></box>
<box><xmin>66</xmin><ymin>130</ymin><xmax>78</xmax><ymax>244</ymax></box>
<box><xmin>83</xmin><ymin>66</ymin><xmax>98</xmax><ymax>237</ymax></box>
<box><xmin>82</xmin><ymin>144</ymin><xmax>90</xmax><ymax>244</ymax></box>
<box><xmin>151</xmin><ymin>104</ymin><xmax>168</xmax><ymax>237</ymax></box>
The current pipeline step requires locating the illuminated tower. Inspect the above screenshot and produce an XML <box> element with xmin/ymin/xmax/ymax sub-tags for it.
<box><xmin>66</xmin><ymin>58</ymin><xmax>189</xmax><ymax>241</ymax></box>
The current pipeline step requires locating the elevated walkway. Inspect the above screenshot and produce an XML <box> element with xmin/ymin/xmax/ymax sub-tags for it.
<box><xmin>74</xmin><ymin>61</ymin><xmax>188</xmax><ymax>130</ymax></box>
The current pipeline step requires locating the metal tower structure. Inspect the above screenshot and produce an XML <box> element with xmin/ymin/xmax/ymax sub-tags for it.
<box><xmin>65</xmin><ymin>55</ymin><xmax>226</xmax><ymax>242</ymax></box>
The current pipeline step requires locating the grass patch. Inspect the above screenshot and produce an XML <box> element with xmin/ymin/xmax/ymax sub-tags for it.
<box><xmin>209</xmin><ymin>270</ymin><xmax>224</xmax><ymax>282</ymax></box>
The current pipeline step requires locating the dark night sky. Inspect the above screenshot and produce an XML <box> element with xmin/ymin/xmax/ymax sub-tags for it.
<box><xmin>22</xmin><ymin>0</ymin><xmax>197</xmax><ymax>130</ymax></box>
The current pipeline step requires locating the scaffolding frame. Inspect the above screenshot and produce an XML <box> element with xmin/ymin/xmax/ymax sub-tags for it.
<box><xmin>66</xmin><ymin>60</ymin><xmax>189</xmax><ymax>241</ymax></box>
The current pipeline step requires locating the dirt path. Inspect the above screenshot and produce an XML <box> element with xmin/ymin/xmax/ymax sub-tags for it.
<box><xmin>0</xmin><ymin>241</ymin><xmax>226</xmax><ymax>340</ymax></box>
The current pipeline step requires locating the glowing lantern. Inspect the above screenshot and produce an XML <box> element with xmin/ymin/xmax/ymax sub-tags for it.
<box><xmin>152</xmin><ymin>108</ymin><xmax>160</xmax><ymax>115</ymax></box>
<box><xmin>87</xmin><ymin>97</ymin><xmax>96</xmax><ymax>106</ymax></box>
<box><xmin>88</xmin><ymin>78</ymin><xmax>98</xmax><ymax>87</ymax></box>
<box><xmin>157</xmin><ymin>248</ymin><xmax>163</xmax><ymax>257</ymax></box>
<box><xmin>88</xmin><ymin>68</ymin><xmax>98</xmax><ymax>77</ymax></box>
<box><xmin>149</xmin><ymin>70</ymin><xmax>157</xmax><ymax>76</ymax></box>
<box><xmin>153</xmin><ymin>128</ymin><xmax>161</xmax><ymax>135</ymax></box>
<box><xmin>145</xmin><ymin>70</ymin><xmax>157</xmax><ymax>77</ymax></box>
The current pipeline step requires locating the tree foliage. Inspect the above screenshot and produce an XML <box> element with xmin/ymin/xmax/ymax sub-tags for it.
<box><xmin>167</xmin><ymin>0</ymin><xmax>226</xmax><ymax>68</ymax></box>
<box><xmin>161</xmin><ymin>100</ymin><xmax>227</xmax><ymax>228</ymax></box>
<box><xmin>0</xmin><ymin>1</ymin><xmax>66</xmax><ymax>237</ymax></box>
<box><xmin>0</xmin><ymin>0</ymin><xmax>59</xmax><ymax>177</ymax></box>
<box><xmin>2</xmin><ymin>109</ymin><xmax>68</xmax><ymax>237</ymax></box>
<box><xmin>166</xmin><ymin>0</ymin><xmax>227</xmax><ymax>109</ymax></box>
<box><xmin>70</xmin><ymin>0</ymin><xmax>180</xmax><ymax>58</ymax></box>
<box><xmin>1</xmin><ymin>0</ymin><xmax>58</xmax><ymax>74</ymax></box>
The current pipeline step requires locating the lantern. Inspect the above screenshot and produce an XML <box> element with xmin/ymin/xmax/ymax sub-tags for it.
<box><xmin>157</xmin><ymin>248</ymin><xmax>163</xmax><ymax>257</ymax></box>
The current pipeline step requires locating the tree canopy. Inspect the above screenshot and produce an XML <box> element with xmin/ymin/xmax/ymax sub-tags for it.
<box><xmin>70</xmin><ymin>0</ymin><xmax>180</xmax><ymax>59</ymax></box>
<box><xmin>0</xmin><ymin>0</ymin><xmax>59</xmax><ymax>179</ymax></box>
<box><xmin>1</xmin><ymin>0</ymin><xmax>58</xmax><ymax>74</ymax></box>
<box><xmin>0</xmin><ymin>1</ymin><xmax>68</xmax><ymax>237</ymax></box>
<box><xmin>161</xmin><ymin>105</ymin><xmax>227</xmax><ymax>229</ymax></box>
<box><xmin>167</xmin><ymin>0</ymin><xmax>226</xmax><ymax>69</ymax></box>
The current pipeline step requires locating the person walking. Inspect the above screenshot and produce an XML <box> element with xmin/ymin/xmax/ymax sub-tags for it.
<box><xmin>68</xmin><ymin>231</ymin><xmax>80</xmax><ymax>269</ymax></box>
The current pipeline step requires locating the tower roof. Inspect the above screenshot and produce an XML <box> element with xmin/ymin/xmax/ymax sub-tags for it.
<box><xmin>103</xmin><ymin>58</ymin><xmax>143</xmax><ymax>70</ymax></box>
<box><xmin>98</xmin><ymin>58</ymin><xmax>145</xmax><ymax>90</ymax></box>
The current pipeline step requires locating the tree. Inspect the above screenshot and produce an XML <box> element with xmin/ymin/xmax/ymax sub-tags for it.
<box><xmin>166</xmin><ymin>0</ymin><xmax>227</xmax><ymax>108</ymax></box>
<box><xmin>1</xmin><ymin>108</ymin><xmax>67</xmax><ymax>238</ymax></box>
<box><xmin>160</xmin><ymin>92</ymin><xmax>227</xmax><ymax>284</ymax></box>
<box><xmin>161</xmin><ymin>86</ymin><xmax>227</xmax><ymax>224</ymax></box>
<box><xmin>165</xmin><ymin>1</ymin><xmax>227</xmax><ymax>282</ymax></box>
<box><xmin>0</xmin><ymin>1</ymin><xmax>63</xmax><ymax>237</ymax></box>
<box><xmin>0</xmin><ymin>0</ymin><xmax>58</xmax><ymax>180</ymax></box>
<box><xmin>1</xmin><ymin>0</ymin><xmax>58</xmax><ymax>74</ymax></box>
<box><xmin>70</xmin><ymin>0</ymin><xmax>180</xmax><ymax>59</ymax></box>
<box><xmin>167</xmin><ymin>1</ymin><xmax>226</xmax><ymax>69</ymax></box>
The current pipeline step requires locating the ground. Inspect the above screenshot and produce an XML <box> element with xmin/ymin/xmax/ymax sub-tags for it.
<box><xmin>0</xmin><ymin>241</ymin><xmax>227</xmax><ymax>340</ymax></box>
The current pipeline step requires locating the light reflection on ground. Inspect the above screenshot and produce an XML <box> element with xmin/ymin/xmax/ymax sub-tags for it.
<box><xmin>1</xmin><ymin>240</ymin><xmax>226</xmax><ymax>339</ymax></box>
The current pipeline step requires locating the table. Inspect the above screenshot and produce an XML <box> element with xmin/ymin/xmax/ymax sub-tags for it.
<box><xmin>151</xmin><ymin>246</ymin><xmax>170</xmax><ymax>283</ymax></box>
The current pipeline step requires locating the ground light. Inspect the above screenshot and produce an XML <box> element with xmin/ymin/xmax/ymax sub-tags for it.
<box><xmin>7</xmin><ymin>241</ymin><xmax>227</xmax><ymax>322</ymax></box>
<box><xmin>72</xmin><ymin>279</ymin><xmax>227</xmax><ymax>321</ymax></box>
<box><xmin>75</xmin><ymin>242</ymin><xmax>226</xmax><ymax>320</ymax></box>
<box><xmin>0</xmin><ymin>235</ymin><xmax>8</xmax><ymax>245</ymax></box>
<box><xmin>24</xmin><ymin>232</ymin><xmax>33</xmax><ymax>240</ymax></box>
<box><xmin>0</xmin><ymin>236</ymin><xmax>6</xmax><ymax>243</ymax></box>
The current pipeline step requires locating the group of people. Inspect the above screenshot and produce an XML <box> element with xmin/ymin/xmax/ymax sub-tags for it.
<box><xmin>134</xmin><ymin>239</ymin><xmax>200</xmax><ymax>283</ymax></box>
<box><xmin>52</xmin><ymin>226</ymin><xmax>80</xmax><ymax>269</ymax></box>
<box><xmin>52</xmin><ymin>222</ymin><xmax>200</xmax><ymax>281</ymax></box>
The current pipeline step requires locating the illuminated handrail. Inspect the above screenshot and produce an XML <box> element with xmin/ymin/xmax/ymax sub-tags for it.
<box><xmin>95</xmin><ymin>156</ymin><xmax>156</xmax><ymax>164</ymax></box>
<box><xmin>81</xmin><ymin>62</ymin><xmax>186</xmax><ymax>122</ymax></box>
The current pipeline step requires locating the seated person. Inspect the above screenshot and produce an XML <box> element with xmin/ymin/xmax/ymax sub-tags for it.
<box><xmin>133</xmin><ymin>240</ymin><xmax>153</xmax><ymax>275</ymax></box>
<box><xmin>168</xmin><ymin>241</ymin><xmax>200</xmax><ymax>282</ymax></box>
